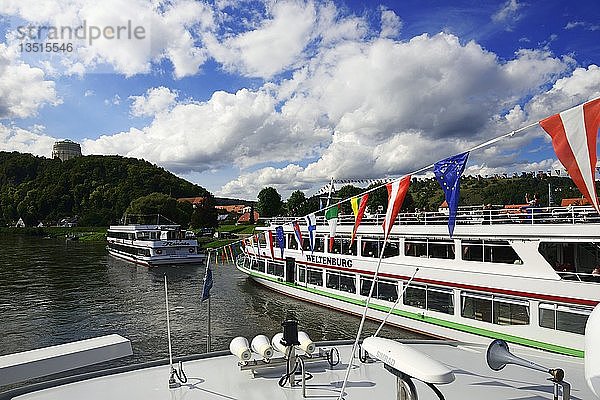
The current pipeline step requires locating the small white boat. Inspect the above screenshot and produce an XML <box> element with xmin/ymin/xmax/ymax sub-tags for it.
<box><xmin>107</xmin><ymin>224</ymin><xmax>206</xmax><ymax>266</ymax></box>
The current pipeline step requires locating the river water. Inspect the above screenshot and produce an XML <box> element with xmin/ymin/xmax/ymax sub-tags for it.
<box><xmin>0</xmin><ymin>236</ymin><xmax>420</xmax><ymax>366</ymax></box>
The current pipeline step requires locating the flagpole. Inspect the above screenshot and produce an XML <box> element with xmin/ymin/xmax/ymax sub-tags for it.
<box><xmin>337</xmin><ymin>239</ymin><xmax>389</xmax><ymax>400</ymax></box>
<box><xmin>205</xmin><ymin>252</ymin><xmax>212</xmax><ymax>353</ymax></box>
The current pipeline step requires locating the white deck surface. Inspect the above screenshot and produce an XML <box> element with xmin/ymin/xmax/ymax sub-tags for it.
<box><xmin>4</xmin><ymin>341</ymin><xmax>595</xmax><ymax>400</ymax></box>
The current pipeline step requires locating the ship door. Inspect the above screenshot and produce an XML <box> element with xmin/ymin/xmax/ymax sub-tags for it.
<box><xmin>285</xmin><ymin>257</ymin><xmax>295</xmax><ymax>283</ymax></box>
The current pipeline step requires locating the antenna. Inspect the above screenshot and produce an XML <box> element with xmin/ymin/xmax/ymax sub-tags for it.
<box><xmin>164</xmin><ymin>275</ymin><xmax>187</xmax><ymax>389</ymax></box>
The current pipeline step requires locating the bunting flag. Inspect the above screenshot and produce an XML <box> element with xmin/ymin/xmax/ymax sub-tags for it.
<box><xmin>228</xmin><ymin>245</ymin><xmax>235</xmax><ymax>263</ymax></box>
<box><xmin>267</xmin><ymin>230</ymin><xmax>275</xmax><ymax>259</ymax></box>
<box><xmin>214</xmin><ymin>249</ymin><xmax>219</xmax><ymax>266</ymax></box>
<box><xmin>221</xmin><ymin>247</ymin><xmax>226</xmax><ymax>264</ymax></box>
<box><xmin>253</xmin><ymin>233</ymin><xmax>260</xmax><ymax>256</ymax></box>
<box><xmin>350</xmin><ymin>194</ymin><xmax>369</xmax><ymax>245</ymax></box>
<box><xmin>275</xmin><ymin>226</ymin><xmax>285</xmax><ymax>258</ymax></box>
<box><xmin>434</xmin><ymin>152</ymin><xmax>469</xmax><ymax>238</ymax></box>
<box><xmin>539</xmin><ymin>98</ymin><xmax>600</xmax><ymax>211</ymax></box>
<box><xmin>201</xmin><ymin>262</ymin><xmax>213</xmax><ymax>302</ymax></box>
<box><xmin>382</xmin><ymin>175</ymin><xmax>411</xmax><ymax>240</ymax></box>
<box><xmin>292</xmin><ymin>221</ymin><xmax>304</xmax><ymax>253</ymax></box>
<box><xmin>304</xmin><ymin>213</ymin><xmax>317</xmax><ymax>253</ymax></box>
<box><xmin>325</xmin><ymin>205</ymin><xmax>339</xmax><ymax>252</ymax></box>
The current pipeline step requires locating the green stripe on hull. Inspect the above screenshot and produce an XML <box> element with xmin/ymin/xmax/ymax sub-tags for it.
<box><xmin>245</xmin><ymin>270</ymin><xmax>584</xmax><ymax>358</ymax></box>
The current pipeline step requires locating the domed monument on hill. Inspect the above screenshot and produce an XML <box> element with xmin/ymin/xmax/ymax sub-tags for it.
<box><xmin>52</xmin><ymin>139</ymin><xmax>82</xmax><ymax>161</ymax></box>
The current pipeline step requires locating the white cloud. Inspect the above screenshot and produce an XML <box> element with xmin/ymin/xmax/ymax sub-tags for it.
<box><xmin>379</xmin><ymin>7</ymin><xmax>402</xmax><ymax>38</ymax></box>
<box><xmin>564</xmin><ymin>21</ymin><xmax>600</xmax><ymax>31</ymax></box>
<box><xmin>0</xmin><ymin>123</ymin><xmax>57</xmax><ymax>156</ymax></box>
<box><xmin>1</xmin><ymin>0</ymin><xmax>214</xmax><ymax>78</ymax></box>
<box><xmin>129</xmin><ymin>87</ymin><xmax>178</xmax><ymax>117</ymax></box>
<box><xmin>204</xmin><ymin>1</ymin><xmax>317</xmax><ymax>78</ymax></box>
<box><xmin>492</xmin><ymin>0</ymin><xmax>523</xmax><ymax>24</ymax></box>
<box><xmin>0</xmin><ymin>44</ymin><xmax>60</xmax><ymax>119</ymax></box>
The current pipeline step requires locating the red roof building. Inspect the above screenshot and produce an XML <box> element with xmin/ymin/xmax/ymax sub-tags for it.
<box><xmin>237</xmin><ymin>211</ymin><xmax>259</xmax><ymax>223</ymax></box>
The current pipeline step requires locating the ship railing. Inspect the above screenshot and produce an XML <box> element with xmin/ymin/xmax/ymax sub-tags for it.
<box><xmin>267</xmin><ymin>205</ymin><xmax>599</xmax><ymax>227</ymax></box>
<box><xmin>556</xmin><ymin>271</ymin><xmax>600</xmax><ymax>283</ymax></box>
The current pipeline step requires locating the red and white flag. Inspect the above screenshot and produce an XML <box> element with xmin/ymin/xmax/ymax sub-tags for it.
<box><xmin>267</xmin><ymin>230</ymin><xmax>275</xmax><ymax>259</ymax></box>
<box><xmin>382</xmin><ymin>175</ymin><xmax>411</xmax><ymax>240</ymax></box>
<box><xmin>539</xmin><ymin>98</ymin><xmax>600</xmax><ymax>211</ymax></box>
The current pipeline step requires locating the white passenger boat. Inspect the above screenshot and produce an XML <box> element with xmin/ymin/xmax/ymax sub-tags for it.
<box><xmin>107</xmin><ymin>224</ymin><xmax>206</xmax><ymax>266</ymax></box>
<box><xmin>238</xmin><ymin>204</ymin><xmax>600</xmax><ymax>358</ymax></box>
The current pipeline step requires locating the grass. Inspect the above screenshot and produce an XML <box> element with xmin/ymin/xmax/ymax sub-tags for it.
<box><xmin>0</xmin><ymin>226</ymin><xmax>107</xmax><ymax>241</ymax></box>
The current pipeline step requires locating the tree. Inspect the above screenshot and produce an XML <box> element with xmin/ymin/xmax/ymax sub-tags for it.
<box><xmin>285</xmin><ymin>190</ymin><xmax>307</xmax><ymax>216</ymax></box>
<box><xmin>126</xmin><ymin>192</ymin><xmax>191</xmax><ymax>225</ymax></box>
<box><xmin>257</xmin><ymin>187</ymin><xmax>283</xmax><ymax>217</ymax></box>
<box><xmin>189</xmin><ymin>195</ymin><xmax>218</xmax><ymax>229</ymax></box>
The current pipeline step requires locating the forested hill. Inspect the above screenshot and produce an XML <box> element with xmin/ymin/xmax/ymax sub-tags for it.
<box><xmin>0</xmin><ymin>152</ymin><xmax>210</xmax><ymax>226</ymax></box>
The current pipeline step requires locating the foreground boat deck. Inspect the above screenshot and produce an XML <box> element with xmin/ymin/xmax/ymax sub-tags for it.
<box><xmin>1</xmin><ymin>340</ymin><xmax>593</xmax><ymax>400</ymax></box>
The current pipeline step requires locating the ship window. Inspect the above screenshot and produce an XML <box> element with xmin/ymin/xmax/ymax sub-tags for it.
<box><xmin>267</xmin><ymin>261</ymin><xmax>284</xmax><ymax>277</ymax></box>
<box><xmin>493</xmin><ymin>297</ymin><xmax>529</xmax><ymax>325</ymax></box>
<box><xmin>538</xmin><ymin>242</ymin><xmax>600</xmax><ymax>276</ymax></box>
<box><xmin>404</xmin><ymin>284</ymin><xmax>426</xmax><ymax>309</ymax></box>
<box><xmin>307</xmin><ymin>267</ymin><xmax>323</xmax><ymax>286</ymax></box>
<box><xmin>539</xmin><ymin>303</ymin><xmax>591</xmax><ymax>335</ymax></box>
<box><xmin>259</xmin><ymin>234</ymin><xmax>266</xmax><ymax>248</ymax></box>
<box><xmin>405</xmin><ymin>238</ymin><xmax>454</xmax><ymax>259</ymax></box>
<box><xmin>427</xmin><ymin>287</ymin><xmax>454</xmax><ymax>314</ymax></box>
<box><xmin>330</xmin><ymin>237</ymin><xmax>358</xmax><ymax>256</ymax></box>
<box><xmin>288</xmin><ymin>234</ymin><xmax>298</xmax><ymax>250</ymax></box>
<box><xmin>303</xmin><ymin>236</ymin><xmax>325</xmax><ymax>252</ymax></box>
<box><xmin>360</xmin><ymin>277</ymin><xmax>398</xmax><ymax>301</ymax></box>
<box><xmin>326</xmin><ymin>271</ymin><xmax>356</xmax><ymax>293</ymax></box>
<box><xmin>461</xmin><ymin>292</ymin><xmax>492</xmax><ymax>322</ymax></box>
<box><xmin>462</xmin><ymin>240</ymin><xmax>521</xmax><ymax>264</ymax></box>
<box><xmin>251</xmin><ymin>259</ymin><xmax>265</xmax><ymax>272</ymax></box>
<box><xmin>298</xmin><ymin>266</ymin><xmax>306</xmax><ymax>283</ymax></box>
<box><xmin>405</xmin><ymin>239</ymin><xmax>427</xmax><ymax>258</ymax></box>
<box><xmin>361</xmin><ymin>237</ymin><xmax>393</xmax><ymax>258</ymax></box>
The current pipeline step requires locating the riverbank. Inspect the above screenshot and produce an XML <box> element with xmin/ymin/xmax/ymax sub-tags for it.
<box><xmin>0</xmin><ymin>227</ymin><xmax>107</xmax><ymax>242</ymax></box>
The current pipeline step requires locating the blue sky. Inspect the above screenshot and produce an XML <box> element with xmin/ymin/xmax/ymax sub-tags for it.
<box><xmin>1</xmin><ymin>0</ymin><xmax>599</xmax><ymax>199</ymax></box>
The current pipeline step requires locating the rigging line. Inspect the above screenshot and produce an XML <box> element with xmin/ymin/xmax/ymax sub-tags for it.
<box><xmin>337</xmin><ymin>239</ymin><xmax>389</xmax><ymax>400</ymax></box>
<box><xmin>279</xmin><ymin>119</ymin><xmax>542</xmax><ymax>227</ymax></box>
<box><xmin>373</xmin><ymin>267</ymin><xmax>419</xmax><ymax>338</ymax></box>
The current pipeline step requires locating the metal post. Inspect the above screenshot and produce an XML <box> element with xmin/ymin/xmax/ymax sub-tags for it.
<box><xmin>206</xmin><ymin>296</ymin><xmax>211</xmax><ymax>352</ymax></box>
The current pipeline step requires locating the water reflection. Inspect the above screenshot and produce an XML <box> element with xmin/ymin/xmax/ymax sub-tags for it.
<box><xmin>0</xmin><ymin>237</ymin><xmax>420</xmax><ymax>365</ymax></box>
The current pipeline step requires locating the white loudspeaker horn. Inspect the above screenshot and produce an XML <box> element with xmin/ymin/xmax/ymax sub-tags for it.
<box><xmin>271</xmin><ymin>332</ymin><xmax>287</xmax><ymax>354</ymax></box>
<box><xmin>251</xmin><ymin>335</ymin><xmax>273</xmax><ymax>360</ymax></box>
<box><xmin>486</xmin><ymin>339</ymin><xmax>564</xmax><ymax>382</ymax></box>
<box><xmin>297</xmin><ymin>331</ymin><xmax>315</xmax><ymax>354</ymax></box>
<box><xmin>229</xmin><ymin>336</ymin><xmax>251</xmax><ymax>362</ymax></box>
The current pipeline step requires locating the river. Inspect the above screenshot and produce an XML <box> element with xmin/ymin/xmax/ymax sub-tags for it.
<box><xmin>0</xmin><ymin>236</ymin><xmax>420</xmax><ymax>366</ymax></box>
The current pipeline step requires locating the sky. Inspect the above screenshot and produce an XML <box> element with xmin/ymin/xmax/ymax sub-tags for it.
<box><xmin>1</xmin><ymin>0</ymin><xmax>599</xmax><ymax>200</ymax></box>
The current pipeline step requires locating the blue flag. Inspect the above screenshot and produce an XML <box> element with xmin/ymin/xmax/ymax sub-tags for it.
<box><xmin>275</xmin><ymin>226</ymin><xmax>285</xmax><ymax>258</ymax></box>
<box><xmin>201</xmin><ymin>264</ymin><xmax>213</xmax><ymax>302</ymax></box>
<box><xmin>304</xmin><ymin>213</ymin><xmax>317</xmax><ymax>253</ymax></box>
<box><xmin>434</xmin><ymin>152</ymin><xmax>469</xmax><ymax>238</ymax></box>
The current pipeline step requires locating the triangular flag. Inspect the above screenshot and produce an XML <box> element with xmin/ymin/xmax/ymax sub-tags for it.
<box><xmin>350</xmin><ymin>193</ymin><xmax>369</xmax><ymax>245</ymax></box>
<box><xmin>275</xmin><ymin>226</ymin><xmax>285</xmax><ymax>259</ymax></box>
<box><xmin>382</xmin><ymin>176</ymin><xmax>411</xmax><ymax>240</ymax></box>
<box><xmin>539</xmin><ymin>98</ymin><xmax>600</xmax><ymax>211</ymax></box>
<box><xmin>292</xmin><ymin>221</ymin><xmax>304</xmax><ymax>254</ymax></box>
<box><xmin>434</xmin><ymin>152</ymin><xmax>469</xmax><ymax>238</ymax></box>
<box><xmin>325</xmin><ymin>205</ymin><xmax>339</xmax><ymax>252</ymax></box>
<box><xmin>267</xmin><ymin>230</ymin><xmax>275</xmax><ymax>259</ymax></box>
<box><xmin>304</xmin><ymin>213</ymin><xmax>317</xmax><ymax>253</ymax></box>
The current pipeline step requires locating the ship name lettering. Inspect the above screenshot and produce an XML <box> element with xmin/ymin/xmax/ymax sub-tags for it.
<box><xmin>305</xmin><ymin>254</ymin><xmax>352</xmax><ymax>268</ymax></box>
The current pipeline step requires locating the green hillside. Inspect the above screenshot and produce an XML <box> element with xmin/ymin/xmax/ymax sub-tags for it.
<box><xmin>0</xmin><ymin>152</ymin><xmax>210</xmax><ymax>226</ymax></box>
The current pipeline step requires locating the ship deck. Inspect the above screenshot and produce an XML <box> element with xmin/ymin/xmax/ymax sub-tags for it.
<box><xmin>1</xmin><ymin>340</ymin><xmax>594</xmax><ymax>400</ymax></box>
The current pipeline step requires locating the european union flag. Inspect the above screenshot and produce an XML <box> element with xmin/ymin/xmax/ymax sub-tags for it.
<box><xmin>201</xmin><ymin>264</ymin><xmax>213</xmax><ymax>302</ymax></box>
<box><xmin>275</xmin><ymin>226</ymin><xmax>285</xmax><ymax>258</ymax></box>
<box><xmin>434</xmin><ymin>152</ymin><xmax>469</xmax><ymax>238</ymax></box>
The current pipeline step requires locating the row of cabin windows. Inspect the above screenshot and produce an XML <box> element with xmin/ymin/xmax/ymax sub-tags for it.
<box><xmin>108</xmin><ymin>242</ymin><xmax>151</xmax><ymax>257</ymax></box>
<box><xmin>107</xmin><ymin>231</ymin><xmax>136</xmax><ymax>240</ymax></box>
<box><xmin>286</xmin><ymin>234</ymin><xmax>522</xmax><ymax>264</ymax></box>
<box><xmin>254</xmin><ymin>259</ymin><xmax>591</xmax><ymax>333</ymax></box>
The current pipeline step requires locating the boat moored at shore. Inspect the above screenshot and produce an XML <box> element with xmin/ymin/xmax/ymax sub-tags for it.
<box><xmin>238</xmin><ymin>204</ymin><xmax>600</xmax><ymax>357</ymax></box>
<box><xmin>107</xmin><ymin>224</ymin><xmax>205</xmax><ymax>266</ymax></box>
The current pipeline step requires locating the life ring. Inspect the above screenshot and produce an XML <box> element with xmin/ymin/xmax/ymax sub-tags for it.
<box><xmin>189</xmin><ymin>247</ymin><xmax>195</xmax><ymax>253</ymax></box>
<box><xmin>156</xmin><ymin>249</ymin><xmax>162</xmax><ymax>255</ymax></box>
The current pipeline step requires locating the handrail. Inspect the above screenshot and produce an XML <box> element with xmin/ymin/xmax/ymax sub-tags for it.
<box><xmin>267</xmin><ymin>205</ymin><xmax>600</xmax><ymax>227</ymax></box>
